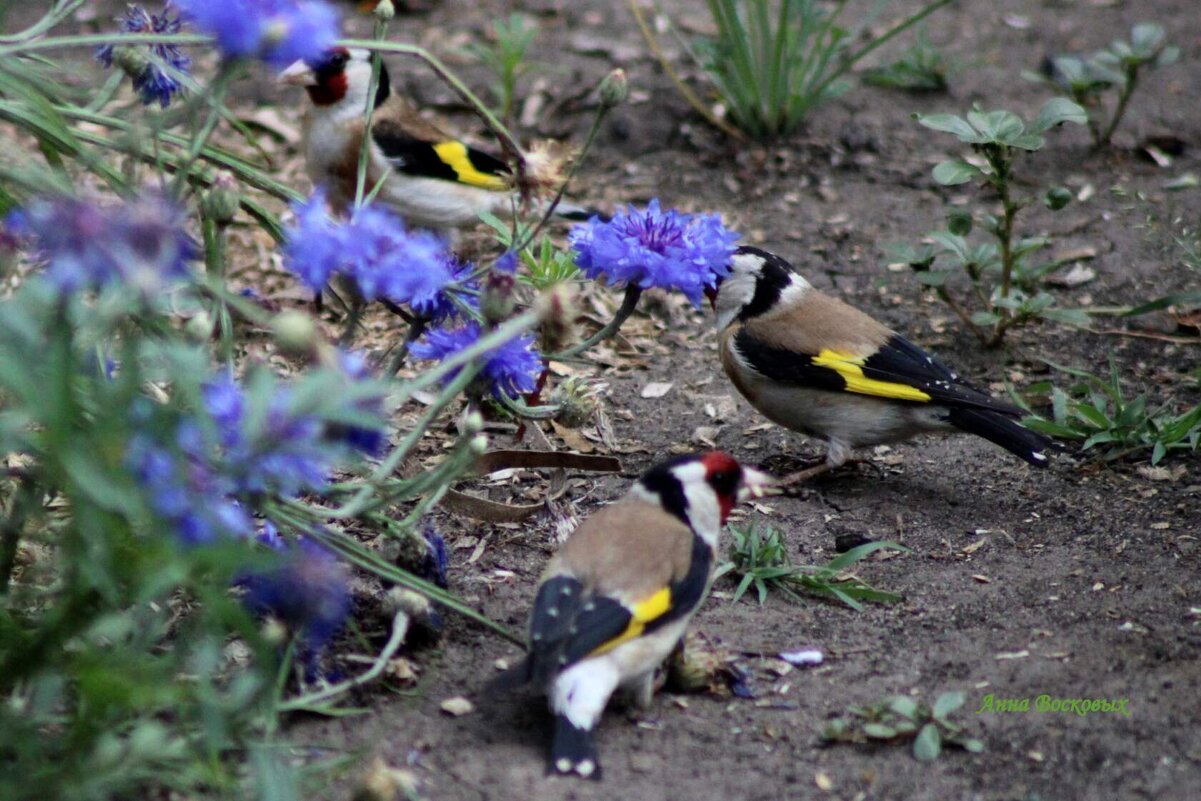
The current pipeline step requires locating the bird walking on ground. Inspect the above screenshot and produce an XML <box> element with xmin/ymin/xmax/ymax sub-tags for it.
<box><xmin>490</xmin><ymin>452</ymin><xmax>772</xmax><ymax>779</ymax></box>
<box><xmin>279</xmin><ymin>47</ymin><xmax>591</xmax><ymax>235</ymax></box>
<box><xmin>710</xmin><ymin>246</ymin><xmax>1052</xmax><ymax>483</ymax></box>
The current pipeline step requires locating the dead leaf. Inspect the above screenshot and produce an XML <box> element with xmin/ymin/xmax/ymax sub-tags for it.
<box><xmin>1137</xmin><ymin>464</ymin><xmax>1186</xmax><ymax>482</ymax></box>
<box><xmin>440</xmin><ymin>490</ymin><xmax>543</xmax><ymax>523</ymax></box>
<box><xmin>961</xmin><ymin>538</ymin><xmax>988</xmax><ymax>554</ymax></box>
<box><xmin>550</xmin><ymin>421</ymin><xmax>596</xmax><ymax>453</ymax></box>
<box><xmin>641</xmin><ymin>381</ymin><xmax>674</xmax><ymax>399</ymax></box>
<box><xmin>1046</xmin><ymin>263</ymin><xmax>1096</xmax><ymax>288</ymax></box>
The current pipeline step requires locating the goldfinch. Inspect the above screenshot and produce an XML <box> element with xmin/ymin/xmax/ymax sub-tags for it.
<box><xmin>279</xmin><ymin>47</ymin><xmax>590</xmax><ymax>233</ymax></box>
<box><xmin>492</xmin><ymin>451</ymin><xmax>772</xmax><ymax>779</ymax></box>
<box><xmin>712</xmin><ymin>246</ymin><xmax>1051</xmax><ymax>480</ymax></box>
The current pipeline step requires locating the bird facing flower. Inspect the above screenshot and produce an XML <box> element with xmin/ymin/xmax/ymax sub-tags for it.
<box><xmin>176</xmin><ymin>0</ymin><xmax>339</xmax><ymax>66</ymax></box>
<box><xmin>411</xmin><ymin>321</ymin><xmax>542</xmax><ymax>399</ymax></box>
<box><xmin>569</xmin><ymin>199</ymin><xmax>740</xmax><ymax>307</ymax></box>
<box><xmin>96</xmin><ymin>4</ymin><xmax>191</xmax><ymax>108</ymax></box>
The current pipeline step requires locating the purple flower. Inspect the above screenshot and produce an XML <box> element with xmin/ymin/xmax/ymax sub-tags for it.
<box><xmin>6</xmin><ymin>195</ymin><xmax>194</xmax><ymax>296</ymax></box>
<box><xmin>411</xmin><ymin>321</ymin><xmax>542</xmax><ymax>399</ymax></box>
<box><xmin>570</xmin><ymin>199</ymin><xmax>740</xmax><ymax>307</ymax></box>
<box><xmin>177</xmin><ymin>0</ymin><xmax>339</xmax><ymax>66</ymax></box>
<box><xmin>421</xmin><ymin>525</ymin><xmax>450</xmax><ymax>589</ymax></box>
<box><xmin>126</xmin><ymin>430</ymin><xmax>253</xmax><ymax>545</ymax></box>
<box><xmin>281</xmin><ymin>189</ymin><xmax>341</xmax><ymax>291</ymax></box>
<box><xmin>96</xmin><ymin>5</ymin><xmax>191</xmax><ymax>108</ymax></box>
<box><xmin>282</xmin><ymin>194</ymin><xmax>462</xmax><ymax>314</ymax></box>
<box><xmin>340</xmin><ymin>205</ymin><xmax>447</xmax><ymax>305</ymax></box>
<box><xmin>239</xmin><ymin>536</ymin><xmax>350</xmax><ymax>651</ymax></box>
<box><xmin>412</xmin><ymin>253</ymin><xmax>478</xmax><ymax>322</ymax></box>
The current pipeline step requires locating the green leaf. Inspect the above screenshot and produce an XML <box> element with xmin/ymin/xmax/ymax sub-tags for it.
<box><xmin>932</xmin><ymin>691</ymin><xmax>965</xmax><ymax>720</ymax></box>
<box><xmin>1075</xmin><ymin>403</ymin><xmax>1113</xmax><ymax>429</ymax></box>
<box><xmin>864</xmin><ymin>723</ymin><xmax>898</xmax><ymax>739</ymax></box>
<box><xmin>1040</xmin><ymin>307</ymin><xmax>1092</xmax><ymax>327</ymax></box>
<box><xmin>929</xmin><ymin>231</ymin><xmax>970</xmax><ymax>261</ymax></box>
<box><xmin>1123</xmin><ymin>291</ymin><xmax>1201</xmax><ymax>317</ymax></box>
<box><xmin>914</xmin><ymin>270</ymin><xmax>949</xmax><ymax>287</ymax></box>
<box><xmin>946</xmin><ymin>209</ymin><xmax>973</xmax><ymax>236</ymax></box>
<box><xmin>963</xmin><ymin>738</ymin><xmax>986</xmax><ymax>753</ymax></box>
<box><xmin>1151</xmin><ymin>441</ymin><xmax>1167</xmax><ymax>465</ymax></box>
<box><xmin>1045</xmin><ymin>186</ymin><xmax>1073</xmax><ymax>210</ymax></box>
<box><xmin>932</xmin><ymin>160</ymin><xmax>980</xmax><ymax>185</ymax></box>
<box><xmin>970</xmin><ymin>311</ymin><xmax>1000</xmax><ymax>327</ymax></box>
<box><xmin>914</xmin><ymin>113</ymin><xmax>983</xmax><ymax>142</ymax></box>
<box><xmin>1028</xmin><ymin>97</ymin><xmax>1088</xmax><ymax>134</ymax></box>
<box><xmin>888</xmin><ymin>696</ymin><xmax>920</xmax><ymax>719</ymax></box>
<box><xmin>913</xmin><ymin>723</ymin><xmax>942</xmax><ymax>761</ymax></box>
<box><xmin>1130</xmin><ymin>23</ymin><xmax>1165</xmax><ymax>57</ymax></box>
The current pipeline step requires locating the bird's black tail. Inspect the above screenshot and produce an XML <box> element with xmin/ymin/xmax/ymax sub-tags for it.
<box><xmin>549</xmin><ymin>715</ymin><xmax>601</xmax><ymax>779</ymax></box>
<box><xmin>946</xmin><ymin>407</ymin><xmax>1052</xmax><ymax>467</ymax></box>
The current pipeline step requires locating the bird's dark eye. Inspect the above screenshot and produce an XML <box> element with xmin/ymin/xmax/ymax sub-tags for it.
<box><xmin>707</xmin><ymin>468</ymin><xmax>741</xmax><ymax>498</ymax></box>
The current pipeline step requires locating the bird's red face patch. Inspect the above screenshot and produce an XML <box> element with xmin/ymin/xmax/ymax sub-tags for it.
<box><xmin>306</xmin><ymin>71</ymin><xmax>348</xmax><ymax>106</ymax></box>
<box><xmin>700</xmin><ymin>451</ymin><xmax>742</xmax><ymax>523</ymax></box>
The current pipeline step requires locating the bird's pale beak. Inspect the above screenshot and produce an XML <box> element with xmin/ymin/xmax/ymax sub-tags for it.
<box><xmin>278</xmin><ymin>59</ymin><xmax>316</xmax><ymax>87</ymax></box>
<box><xmin>738</xmin><ymin>466</ymin><xmax>777</xmax><ymax>501</ymax></box>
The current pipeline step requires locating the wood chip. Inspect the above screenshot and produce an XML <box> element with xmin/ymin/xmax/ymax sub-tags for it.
<box><xmin>439</xmin><ymin>697</ymin><xmax>475</xmax><ymax>717</ymax></box>
<box><xmin>995</xmin><ymin>650</ymin><xmax>1030</xmax><ymax>660</ymax></box>
<box><xmin>641</xmin><ymin>381</ymin><xmax>674</xmax><ymax>399</ymax></box>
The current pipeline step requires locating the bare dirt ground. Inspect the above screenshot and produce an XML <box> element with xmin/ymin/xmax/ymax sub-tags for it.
<box><xmin>258</xmin><ymin>1</ymin><xmax>1201</xmax><ymax>799</ymax></box>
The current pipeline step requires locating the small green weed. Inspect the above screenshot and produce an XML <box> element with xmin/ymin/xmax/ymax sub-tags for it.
<box><xmin>478</xmin><ymin>211</ymin><xmax>581</xmax><ymax>291</ymax></box>
<box><xmin>1026</xmin><ymin>23</ymin><xmax>1179</xmax><ymax>149</ymax></box>
<box><xmin>647</xmin><ymin>0</ymin><xmax>954</xmax><ymax>139</ymax></box>
<box><xmin>888</xmin><ymin>98</ymin><xmax>1088</xmax><ymax>347</ymax></box>
<box><xmin>468</xmin><ymin>14</ymin><xmax>539</xmax><ymax>122</ymax></box>
<box><xmin>714</xmin><ymin>522</ymin><xmax>906</xmax><ymax>610</ymax></box>
<box><xmin>822</xmin><ymin>691</ymin><xmax>984</xmax><ymax>761</ymax></box>
<box><xmin>861</xmin><ymin>30</ymin><xmax>949</xmax><ymax>93</ymax></box>
<box><xmin>1012</xmin><ymin>359</ymin><xmax>1201</xmax><ymax>465</ymax></box>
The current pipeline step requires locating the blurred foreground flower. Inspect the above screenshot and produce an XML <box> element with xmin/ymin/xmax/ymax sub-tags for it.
<box><xmin>177</xmin><ymin>0</ymin><xmax>339</xmax><ymax>66</ymax></box>
<box><xmin>570</xmin><ymin>199</ymin><xmax>740</xmax><ymax>307</ymax></box>
<box><xmin>283</xmin><ymin>192</ymin><xmax>476</xmax><ymax>318</ymax></box>
<box><xmin>6</xmin><ymin>195</ymin><xmax>194</xmax><ymax>296</ymax></box>
<box><xmin>240</xmin><ymin>530</ymin><xmax>351</xmax><ymax>653</ymax></box>
<box><xmin>411</xmin><ymin>321</ymin><xmax>541</xmax><ymax>399</ymax></box>
<box><xmin>127</xmin><ymin>358</ymin><xmax>388</xmax><ymax>545</ymax></box>
<box><xmin>96</xmin><ymin>4</ymin><xmax>191</xmax><ymax>107</ymax></box>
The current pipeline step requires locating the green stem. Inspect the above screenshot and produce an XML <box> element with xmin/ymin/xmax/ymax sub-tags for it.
<box><xmin>386</xmin><ymin>317</ymin><xmax>427</xmax><ymax>376</ymax></box>
<box><xmin>337</xmin><ymin>38</ymin><xmax>528</xmax><ymax>171</ymax></box>
<box><xmin>808</xmin><ymin>0</ymin><xmax>955</xmax><ymax>109</ymax></box>
<box><xmin>171</xmin><ymin>64</ymin><xmax>236</xmax><ymax>197</ymax></box>
<box><xmin>513</xmin><ymin>101</ymin><xmax>610</xmax><ymax>252</ymax></box>
<box><xmin>0</xmin><ymin>32</ymin><xmax>210</xmax><ymax>58</ymax></box>
<box><xmin>278</xmin><ymin>610</ymin><xmax>409</xmax><ymax>713</ymax></box>
<box><xmin>353</xmin><ymin>20</ymin><xmax>391</xmax><ymax>209</ymax></box>
<box><xmin>202</xmin><ymin>218</ymin><xmax>235</xmax><ymax>365</ymax></box>
<box><xmin>550</xmin><ymin>285</ymin><xmax>642</xmax><ymax>360</ymax></box>
<box><xmin>1096</xmin><ymin>64</ymin><xmax>1139</xmax><ymax>149</ymax></box>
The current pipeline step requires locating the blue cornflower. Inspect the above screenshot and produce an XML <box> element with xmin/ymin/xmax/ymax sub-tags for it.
<box><xmin>126</xmin><ymin>431</ymin><xmax>253</xmax><ymax>545</ymax></box>
<box><xmin>96</xmin><ymin>5</ymin><xmax>191</xmax><ymax>108</ymax></box>
<box><xmin>569</xmin><ymin>199</ymin><xmax>740</xmax><ymax>307</ymax></box>
<box><xmin>239</xmin><ymin>535</ymin><xmax>351</xmax><ymax>652</ymax></box>
<box><xmin>281</xmin><ymin>189</ymin><xmax>341</xmax><ymax>291</ymax></box>
<box><xmin>281</xmin><ymin>193</ymin><xmax>460</xmax><ymax>313</ymax></box>
<box><xmin>421</xmin><ymin>525</ymin><xmax>450</xmax><ymax>589</ymax></box>
<box><xmin>6</xmin><ymin>195</ymin><xmax>194</xmax><ymax>296</ymax></box>
<box><xmin>412</xmin><ymin>253</ymin><xmax>478</xmax><ymax>322</ymax></box>
<box><xmin>411</xmin><ymin>321</ymin><xmax>542</xmax><ymax>399</ymax></box>
<box><xmin>340</xmin><ymin>205</ymin><xmax>447</xmax><ymax>305</ymax></box>
<box><xmin>177</xmin><ymin>0</ymin><xmax>339</xmax><ymax>66</ymax></box>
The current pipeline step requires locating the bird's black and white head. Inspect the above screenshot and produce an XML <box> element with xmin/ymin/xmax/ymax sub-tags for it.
<box><xmin>279</xmin><ymin>47</ymin><xmax>391</xmax><ymax>115</ymax></box>
<box><xmin>712</xmin><ymin>245</ymin><xmax>812</xmax><ymax>331</ymax></box>
<box><xmin>630</xmin><ymin>451</ymin><xmax>773</xmax><ymax>546</ymax></box>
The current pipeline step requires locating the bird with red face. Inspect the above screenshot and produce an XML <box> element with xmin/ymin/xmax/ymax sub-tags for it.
<box><xmin>280</xmin><ymin>47</ymin><xmax>591</xmax><ymax>235</ymax></box>
<box><xmin>492</xmin><ymin>451</ymin><xmax>773</xmax><ymax>779</ymax></box>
